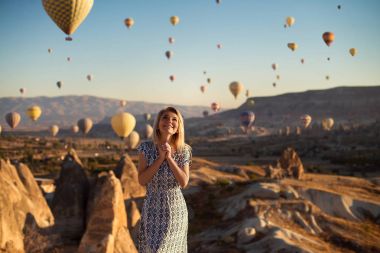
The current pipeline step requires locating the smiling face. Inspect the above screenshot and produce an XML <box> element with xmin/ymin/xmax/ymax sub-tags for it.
<box><xmin>158</xmin><ymin>111</ymin><xmax>179</xmax><ymax>136</ymax></box>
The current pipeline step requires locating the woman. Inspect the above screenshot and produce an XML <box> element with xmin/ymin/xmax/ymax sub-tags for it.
<box><xmin>137</xmin><ymin>107</ymin><xmax>192</xmax><ymax>253</ymax></box>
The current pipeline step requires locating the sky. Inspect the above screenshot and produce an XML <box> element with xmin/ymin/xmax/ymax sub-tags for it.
<box><xmin>0</xmin><ymin>0</ymin><xmax>379</xmax><ymax>108</ymax></box>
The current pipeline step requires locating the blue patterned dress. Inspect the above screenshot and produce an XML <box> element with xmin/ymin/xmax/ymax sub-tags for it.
<box><xmin>137</xmin><ymin>141</ymin><xmax>191</xmax><ymax>253</ymax></box>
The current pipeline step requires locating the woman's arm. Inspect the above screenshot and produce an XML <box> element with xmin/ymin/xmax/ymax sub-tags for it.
<box><xmin>137</xmin><ymin>152</ymin><xmax>165</xmax><ymax>186</ymax></box>
<box><xmin>167</xmin><ymin>157</ymin><xmax>190</xmax><ymax>188</ymax></box>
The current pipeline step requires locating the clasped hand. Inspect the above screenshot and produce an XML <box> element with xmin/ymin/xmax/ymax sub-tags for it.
<box><xmin>158</xmin><ymin>142</ymin><xmax>172</xmax><ymax>160</ymax></box>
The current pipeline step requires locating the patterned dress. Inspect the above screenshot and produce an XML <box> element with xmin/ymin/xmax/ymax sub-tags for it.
<box><xmin>137</xmin><ymin>141</ymin><xmax>191</xmax><ymax>253</ymax></box>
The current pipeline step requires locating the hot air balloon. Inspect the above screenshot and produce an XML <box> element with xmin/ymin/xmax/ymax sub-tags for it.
<box><xmin>276</xmin><ymin>75</ymin><xmax>280</xmax><ymax>80</ymax></box>
<box><xmin>42</xmin><ymin>0</ymin><xmax>94</xmax><ymax>40</ymax></box>
<box><xmin>5</xmin><ymin>112</ymin><xmax>21</xmax><ymax>129</ymax></box>
<box><xmin>72</xmin><ymin>125</ymin><xmax>79</xmax><ymax>133</ymax></box>
<box><xmin>327</xmin><ymin>57</ymin><xmax>331</xmax><ymax>61</ymax></box>
<box><xmin>300</xmin><ymin>114</ymin><xmax>312</xmax><ymax>128</ymax></box>
<box><xmin>165</xmin><ymin>51</ymin><xmax>173</xmax><ymax>60</ymax></box>
<box><xmin>0</xmin><ymin>125</ymin><xmax>2</xmax><ymax>135</ymax></box>
<box><xmin>19</xmin><ymin>88</ymin><xmax>25</xmax><ymax>95</ymax></box>
<box><xmin>169</xmin><ymin>75</ymin><xmax>175</xmax><ymax>82</ymax></box>
<box><xmin>211</xmin><ymin>102</ymin><xmax>220</xmax><ymax>112</ymax></box>
<box><xmin>349</xmin><ymin>48</ymin><xmax>357</xmax><ymax>56</ymax></box>
<box><xmin>67</xmin><ymin>56</ymin><xmax>71</xmax><ymax>62</ymax></box>
<box><xmin>111</xmin><ymin>112</ymin><xmax>136</xmax><ymax>139</ymax></box>
<box><xmin>217</xmin><ymin>44</ymin><xmax>222</xmax><ymax>49</ymax></box>
<box><xmin>203</xmin><ymin>71</ymin><xmax>207</xmax><ymax>75</ymax></box>
<box><xmin>322</xmin><ymin>32</ymin><xmax>334</xmax><ymax>47</ymax></box>
<box><xmin>245</xmin><ymin>89</ymin><xmax>250</xmax><ymax>97</ymax></box>
<box><xmin>273</xmin><ymin>82</ymin><xmax>277</xmax><ymax>87</ymax></box>
<box><xmin>229</xmin><ymin>81</ymin><xmax>244</xmax><ymax>99</ymax></box>
<box><xmin>27</xmin><ymin>106</ymin><xmax>42</xmax><ymax>121</ymax></box>
<box><xmin>50</xmin><ymin>125</ymin><xmax>59</xmax><ymax>136</ymax></box>
<box><xmin>56</xmin><ymin>81</ymin><xmax>62</xmax><ymax>89</ymax></box>
<box><xmin>200</xmin><ymin>85</ymin><xmax>207</xmax><ymax>93</ymax></box>
<box><xmin>216</xmin><ymin>0</ymin><xmax>221</xmax><ymax>4</ymax></box>
<box><xmin>87</xmin><ymin>74</ymin><xmax>93</xmax><ymax>81</ymax></box>
<box><xmin>296</xmin><ymin>126</ymin><xmax>301</xmax><ymax>135</ymax></box>
<box><xmin>77</xmin><ymin>118</ymin><xmax>93</xmax><ymax>134</ymax></box>
<box><xmin>301</xmin><ymin>58</ymin><xmax>305</xmax><ymax>64</ymax></box>
<box><xmin>207</xmin><ymin>78</ymin><xmax>211</xmax><ymax>84</ymax></box>
<box><xmin>168</xmin><ymin>37</ymin><xmax>175</xmax><ymax>44</ymax></box>
<box><xmin>170</xmin><ymin>16</ymin><xmax>180</xmax><ymax>26</ymax></box>
<box><xmin>337</xmin><ymin>5</ymin><xmax>341</xmax><ymax>10</ymax></box>
<box><xmin>240</xmin><ymin>111</ymin><xmax>255</xmax><ymax>133</ymax></box>
<box><xmin>124</xmin><ymin>18</ymin><xmax>134</xmax><ymax>29</ymax></box>
<box><xmin>126</xmin><ymin>131</ymin><xmax>140</xmax><ymax>149</ymax></box>
<box><xmin>144</xmin><ymin>113</ymin><xmax>151</xmax><ymax>122</ymax></box>
<box><xmin>287</xmin><ymin>43</ymin><xmax>298</xmax><ymax>51</ymax></box>
<box><xmin>246</xmin><ymin>98</ymin><xmax>255</xmax><ymax>106</ymax></box>
<box><xmin>120</xmin><ymin>100</ymin><xmax>127</xmax><ymax>107</ymax></box>
<box><xmin>326</xmin><ymin>75</ymin><xmax>330</xmax><ymax>80</ymax></box>
<box><xmin>322</xmin><ymin>118</ymin><xmax>334</xmax><ymax>131</ymax></box>
<box><xmin>144</xmin><ymin>124</ymin><xmax>153</xmax><ymax>139</ymax></box>
<box><xmin>203</xmin><ymin>110</ymin><xmax>209</xmax><ymax>117</ymax></box>
<box><xmin>285</xmin><ymin>16</ymin><xmax>295</xmax><ymax>27</ymax></box>
<box><xmin>48</xmin><ymin>48</ymin><xmax>53</xmax><ymax>53</ymax></box>
<box><xmin>271</xmin><ymin>63</ymin><xmax>278</xmax><ymax>71</ymax></box>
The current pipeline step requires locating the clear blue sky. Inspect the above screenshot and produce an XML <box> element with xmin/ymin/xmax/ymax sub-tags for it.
<box><xmin>0</xmin><ymin>0</ymin><xmax>379</xmax><ymax>108</ymax></box>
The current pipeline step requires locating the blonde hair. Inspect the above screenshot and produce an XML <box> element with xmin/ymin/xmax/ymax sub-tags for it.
<box><xmin>153</xmin><ymin>107</ymin><xmax>185</xmax><ymax>151</ymax></box>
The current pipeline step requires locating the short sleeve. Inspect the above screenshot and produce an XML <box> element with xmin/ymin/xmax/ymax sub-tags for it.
<box><xmin>136</xmin><ymin>142</ymin><xmax>147</xmax><ymax>157</ymax></box>
<box><xmin>181</xmin><ymin>144</ymin><xmax>192</xmax><ymax>168</ymax></box>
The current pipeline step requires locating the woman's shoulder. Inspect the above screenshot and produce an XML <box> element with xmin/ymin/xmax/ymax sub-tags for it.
<box><xmin>137</xmin><ymin>140</ymin><xmax>155</xmax><ymax>152</ymax></box>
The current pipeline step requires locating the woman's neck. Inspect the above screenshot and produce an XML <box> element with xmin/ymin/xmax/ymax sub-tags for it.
<box><xmin>159</xmin><ymin>134</ymin><xmax>171</xmax><ymax>144</ymax></box>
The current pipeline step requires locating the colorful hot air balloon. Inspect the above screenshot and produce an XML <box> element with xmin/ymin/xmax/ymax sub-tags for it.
<box><xmin>42</xmin><ymin>0</ymin><xmax>94</xmax><ymax>40</ymax></box>
<box><xmin>203</xmin><ymin>110</ymin><xmax>209</xmax><ymax>117</ymax></box>
<box><xmin>165</xmin><ymin>51</ymin><xmax>173</xmax><ymax>60</ymax></box>
<box><xmin>229</xmin><ymin>81</ymin><xmax>244</xmax><ymax>99</ymax></box>
<box><xmin>111</xmin><ymin>112</ymin><xmax>136</xmax><ymax>139</ymax></box>
<box><xmin>77</xmin><ymin>118</ymin><xmax>93</xmax><ymax>134</ymax></box>
<box><xmin>287</xmin><ymin>43</ymin><xmax>298</xmax><ymax>51</ymax></box>
<box><xmin>48</xmin><ymin>48</ymin><xmax>53</xmax><ymax>54</ymax></box>
<box><xmin>211</xmin><ymin>102</ymin><xmax>220</xmax><ymax>112</ymax></box>
<box><xmin>349</xmin><ymin>48</ymin><xmax>357</xmax><ymax>56</ymax></box>
<box><xmin>27</xmin><ymin>106</ymin><xmax>42</xmax><ymax>121</ymax></box>
<box><xmin>169</xmin><ymin>75</ymin><xmax>175</xmax><ymax>82</ymax></box>
<box><xmin>124</xmin><ymin>18</ymin><xmax>134</xmax><ymax>29</ymax></box>
<box><xmin>143</xmin><ymin>113</ymin><xmax>151</xmax><ymax>122</ymax></box>
<box><xmin>240</xmin><ymin>111</ymin><xmax>255</xmax><ymax>133</ymax></box>
<box><xmin>200</xmin><ymin>85</ymin><xmax>207</xmax><ymax>93</ymax></box>
<box><xmin>286</xmin><ymin>16</ymin><xmax>295</xmax><ymax>27</ymax></box>
<box><xmin>322</xmin><ymin>32</ymin><xmax>335</xmax><ymax>47</ymax></box>
<box><xmin>19</xmin><ymin>88</ymin><xmax>25</xmax><ymax>95</ymax></box>
<box><xmin>72</xmin><ymin>125</ymin><xmax>79</xmax><ymax>133</ymax></box>
<box><xmin>168</xmin><ymin>37</ymin><xmax>175</xmax><ymax>44</ymax></box>
<box><xmin>322</xmin><ymin>118</ymin><xmax>334</xmax><ymax>131</ymax></box>
<box><xmin>300</xmin><ymin>114</ymin><xmax>312</xmax><ymax>128</ymax></box>
<box><xmin>56</xmin><ymin>81</ymin><xmax>62</xmax><ymax>89</ymax></box>
<box><xmin>271</xmin><ymin>63</ymin><xmax>278</xmax><ymax>71</ymax></box>
<box><xmin>170</xmin><ymin>16</ymin><xmax>180</xmax><ymax>26</ymax></box>
<box><xmin>144</xmin><ymin>124</ymin><xmax>153</xmax><ymax>139</ymax></box>
<box><xmin>87</xmin><ymin>74</ymin><xmax>93</xmax><ymax>81</ymax></box>
<box><xmin>126</xmin><ymin>131</ymin><xmax>140</xmax><ymax>149</ymax></box>
<box><xmin>5</xmin><ymin>112</ymin><xmax>21</xmax><ymax>129</ymax></box>
<box><xmin>50</xmin><ymin>125</ymin><xmax>59</xmax><ymax>136</ymax></box>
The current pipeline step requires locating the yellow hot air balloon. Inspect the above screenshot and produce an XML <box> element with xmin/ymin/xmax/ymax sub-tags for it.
<box><xmin>349</xmin><ymin>48</ymin><xmax>357</xmax><ymax>56</ymax></box>
<box><xmin>286</xmin><ymin>16</ymin><xmax>295</xmax><ymax>27</ymax></box>
<box><xmin>5</xmin><ymin>112</ymin><xmax>21</xmax><ymax>129</ymax></box>
<box><xmin>50</xmin><ymin>125</ymin><xmax>59</xmax><ymax>136</ymax></box>
<box><xmin>27</xmin><ymin>106</ymin><xmax>42</xmax><ymax>121</ymax></box>
<box><xmin>322</xmin><ymin>32</ymin><xmax>335</xmax><ymax>47</ymax></box>
<box><xmin>111</xmin><ymin>112</ymin><xmax>136</xmax><ymax>139</ymax></box>
<box><xmin>126</xmin><ymin>131</ymin><xmax>140</xmax><ymax>149</ymax></box>
<box><xmin>287</xmin><ymin>43</ymin><xmax>298</xmax><ymax>51</ymax></box>
<box><xmin>77</xmin><ymin>118</ymin><xmax>93</xmax><ymax>134</ymax></box>
<box><xmin>42</xmin><ymin>0</ymin><xmax>94</xmax><ymax>40</ymax></box>
<box><xmin>144</xmin><ymin>124</ymin><xmax>153</xmax><ymax>139</ymax></box>
<box><xmin>124</xmin><ymin>18</ymin><xmax>134</xmax><ymax>29</ymax></box>
<box><xmin>322</xmin><ymin>118</ymin><xmax>334</xmax><ymax>131</ymax></box>
<box><xmin>229</xmin><ymin>81</ymin><xmax>244</xmax><ymax>99</ymax></box>
<box><xmin>170</xmin><ymin>16</ymin><xmax>180</xmax><ymax>26</ymax></box>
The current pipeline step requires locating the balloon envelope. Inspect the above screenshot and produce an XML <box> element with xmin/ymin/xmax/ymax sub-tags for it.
<box><xmin>27</xmin><ymin>106</ymin><xmax>42</xmax><ymax>121</ymax></box>
<box><xmin>126</xmin><ymin>131</ymin><xmax>140</xmax><ymax>149</ymax></box>
<box><xmin>286</xmin><ymin>16</ymin><xmax>295</xmax><ymax>27</ymax></box>
<box><xmin>300</xmin><ymin>114</ymin><xmax>312</xmax><ymax>128</ymax></box>
<box><xmin>211</xmin><ymin>102</ymin><xmax>220</xmax><ymax>112</ymax></box>
<box><xmin>77</xmin><ymin>118</ymin><xmax>93</xmax><ymax>134</ymax></box>
<box><xmin>287</xmin><ymin>43</ymin><xmax>298</xmax><ymax>51</ymax></box>
<box><xmin>349</xmin><ymin>48</ymin><xmax>357</xmax><ymax>56</ymax></box>
<box><xmin>144</xmin><ymin>124</ymin><xmax>153</xmax><ymax>139</ymax></box>
<box><xmin>170</xmin><ymin>16</ymin><xmax>179</xmax><ymax>26</ymax></box>
<box><xmin>229</xmin><ymin>81</ymin><xmax>244</xmax><ymax>99</ymax></box>
<box><xmin>50</xmin><ymin>125</ymin><xmax>59</xmax><ymax>136</ymax></box>
<box><xmin>322</xmin><ymin>118</ymin><xmax>334</xmax><ymax>131</ymax></box>
<box><xmin>322</xmin><ymin>32</ymin><xmax>335</xmax><ymax>46</ymax></box>
<box><xmin>72</xmin><ymin>125</ymin><xmax>79</xmax><ymax>133</ymax></box>
<box><xmin>240</xmin><ymin>111</ymin><xmax>255</xmax><ymax>131</ymax></box>
<box><xmin>124</xmin><ymin>18</ymin><xmax>134</xmax><ymax>28</ymax></box>
<box><xmin>111</xmin><ymin>112</ymin><xmax>136</xmax><ymax>139</ymax></box>
<box><xmin>5</xmin><ymin>112</ymin><xmax>21</xmax><ymax>129</ymax></box>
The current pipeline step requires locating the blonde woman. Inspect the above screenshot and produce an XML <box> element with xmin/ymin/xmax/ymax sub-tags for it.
<box><xmin>137</xmin><ymin>107</ymin><xmax>192</xmax><ymax>253</ymax></box>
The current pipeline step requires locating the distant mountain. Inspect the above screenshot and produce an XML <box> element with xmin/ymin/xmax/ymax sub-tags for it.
<box><xmin>0</xmin><ymin>95</ymin><xmax>209</xmax><ymax>131</ymax></box>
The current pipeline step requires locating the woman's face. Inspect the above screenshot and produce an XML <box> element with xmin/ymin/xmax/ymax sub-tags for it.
<box><xmin>159</xmin><ymin>111</ymin><xmax>179</xmax><ymax>136</ymax></box>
